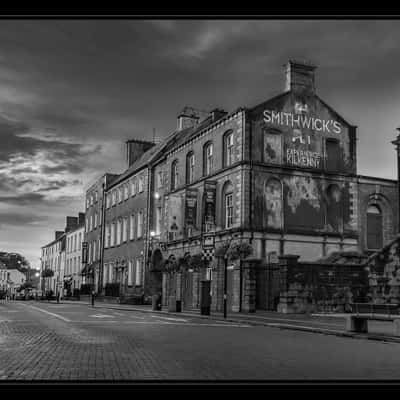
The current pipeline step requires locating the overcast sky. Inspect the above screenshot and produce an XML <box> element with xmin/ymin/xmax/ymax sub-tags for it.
<box><xmin>1</xmin><ymin>19</ymin><xmax>400</xmax><ymax>267</ymax></box>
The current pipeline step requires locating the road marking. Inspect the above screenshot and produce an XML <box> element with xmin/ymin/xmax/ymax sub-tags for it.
<box><xmin>89</xmin><ymin>314</ymin><xmax>115</xmax><ymax>318</ymax></box>
<box><xmin>153</xmin><ymin>316</ymin><xmax>188</xmax><ymax>322</ymax></box>
<box><xmin>24</xmin><ymin>304</ymin><xmax>71</xmax><ymax>322</ymax></box>
<box><xmin>113</xmin><ymin>312</ymin><xmax>126</xmax><ymax>316</ymax></box>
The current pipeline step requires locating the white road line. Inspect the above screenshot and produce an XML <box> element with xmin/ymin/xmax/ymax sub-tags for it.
<box><xmin>23</xmin><ymin>304</ymin><xmax>71</xmax><ymax>322</ymax></box>
<box><xmin>89</xmin><ymin>314</ymin><xmax>115</xmax><ymax>318</ymax></box>
<box><xmin>155</xmin><ymin>316</ymin><xmax>188</xmax><ymax>322</ymax></box>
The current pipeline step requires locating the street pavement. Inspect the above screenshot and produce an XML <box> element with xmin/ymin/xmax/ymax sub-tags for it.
<box><xmin>2</xmin><ymin>299</ymin><xmax>400</xmax><ymax>381</ymax></box>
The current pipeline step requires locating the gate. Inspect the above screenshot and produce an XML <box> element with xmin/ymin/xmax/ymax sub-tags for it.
<box><xmin>255</xmin><ymin>263</ymin><xmax>280</xmax><ymax>311</ymax></box>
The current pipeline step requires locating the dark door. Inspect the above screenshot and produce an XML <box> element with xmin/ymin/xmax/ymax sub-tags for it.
<box><xmin>256</xmin><ymin>267</ymin><xmax>267</xmax><ymax>310</ymax></box>
<box><xmin>367</xmin><ymin>213</ymin><xmax>383</xmax><ymax>250</ymax></box>
<box><xmin>184</xmin><ymin>271</ymin><xmax>193</xmax><ymax>310</ymax></box>
<box><xmin>227</xmin><ymin>268</ymin><xmax>234</xmax><ymax>311</ymax></box>
<box><xmin>326</xmin><ymin>139</ymin><xmax>340</xmax><ymax>172</ymax></box>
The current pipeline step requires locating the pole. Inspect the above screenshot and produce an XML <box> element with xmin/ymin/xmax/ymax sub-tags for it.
<box><xmin>224</xmin><ymin>255</ymin><xmax>228</xmax><ymax>319</ymax></box>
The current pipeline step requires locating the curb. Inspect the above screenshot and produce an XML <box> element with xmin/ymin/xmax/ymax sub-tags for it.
<box><xmin>41</xmin><ymin>300</ymin><xmax>400</xmax><ymax>344</ymax></box>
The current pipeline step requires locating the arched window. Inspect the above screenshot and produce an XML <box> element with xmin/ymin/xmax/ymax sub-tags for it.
<box><xmin>223</xmin><ymin>130</ymin><xmax>234</xmax><ymax>167</ymax></box>
<box><xmin>186</xmin><ymin>152</ymin><xmax>195</xmax><ymax>184</ymax></box>
<box><xmin>367</xmin><ymin>204</ymin><xmax>383</xmax><ymax>250</ymax></box>
<box><xmin>264</xmin><ymin>178</ymin><xmax>283</xmax><ymax>229</ymax></box>
<box><xmin>222</xmin><ymin>181</ymin><xmax>234</xmax><ymax>229</ymax></box>
<box><xmin>203</xmin><ymin>141</ymin><xmax>213</xmax><ymax>176</ymax></box>
<box><xmin>171</xmin><ymin>160</ymin><xmax>178</xmax><ymax>191</ymax></box>
<box><xmin>326</xmin><ymin>184</ymin><xmax>343</xmax><ymax>232</ymax></box>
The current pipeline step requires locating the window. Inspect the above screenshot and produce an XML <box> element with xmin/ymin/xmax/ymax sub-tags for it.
<box><xmin>155</xmin><ymin>207</ymin><xmax>162</xmax><ymax>235</ymax></box>
<box><xmin>171</xmin><ymin>160</ymin><xmax>179</xmax><ymax>191</ymax></box>
<box><xmin>128</xmin><ymin>260</ymin><xmax>133</xmax><ymax>286</ymax></box>
<box><xmin>95</xmin><ymin>191</ymin><xmax>98</xmax><ymax>202</ymax></box>
<box><xmin>118</xmin><ymin>188</ymin><xmax>122</xmax><ymax>203</ymax></box>
<box><xmin>137</xmin><ymin>212</ymin><xmax>143</xmax><ymax>238</ymax></box>
<box><xmin>222</xmin><ymin>181</ymin><xmax>234</xmax><ymax>229</ymax></box>
<box><xmin>74</xmin><ymin>235</ymin><xmax>77</xmax><ymax>251</ymax></box>
<box><xmin>264</xmin><ymin>179</ymin><xmax>283</xmax><ymax>229</ymax></box>
<box><xmin>117</xmin><ymin>219</ymin><xmax>122</xmax><ymax>245</ymax></box>
<box><xmin>203</xmin><ymin>142</ymin><xmax>213</xmax><ymax>176</ymax></box>
<box><xmin>93</xmin><ymin>241</ymin><xmax>96</xmax><ymax>262</ymax></box>
<box><xmin>367</xmin><ymin>205</ymin><xmax>383</xmax><ymax>250</ymax></box>
<box><xmin>122</xmin><ymin>217</ymin><xmax>128</xmax><ymax>242</ymax></box>
<box><xmin>138</xmin><ymin>176</ymin><xmax>144</xmax><ymax>192</ymax></box>
<box><xmin>326</xmin><ymin>139</ymin><xmax>341</xmax><ymax>172</ymax></box>
<box><xmin>85</xmin><ymin>217</ymin><xmax>89</xmax><ymax>233</ymax></box>
<box><xmin>326</xmin><ymin>184</ymin><xmax>342</xmax><ymax>232</ymax></box>
<box><xmin>86</xmin><ymin>198</ymin><xmax>89</xmax><ymax>209</ymax></box>
<box><xmin>94</xmin><ymin>212</ymin><xmax>98</xmax><ymax>229</ymax></box>
<box><xmin>106</xmin><ymin>194</ymin><xmax>111</xmax><ymax>208</ymax></box>
<box><xmin>131</xmin><ymin>178</ymin><xmax>136</xmax><ymax>196</ymax></box>
<box><xmin>223</xmin><ymin>131</ymin><xmax>234</xmax><ymax>167</ymax></box>
<box><xmin>157</xmin><ymin>171</ymin><xmax>163</xmax><ymax>189</ymax></box>
<box><xmin>109</xmin><ymin>263</ymin><xmax>113</xmax><ymax>283</ymax></box>
<box><xmin>110</xmin><ymin>223</ymin><xmax>115</xmax><ymax>246</ymax></box>
<box><xmin>135</xmin><ymin>259</ymin><xmax>142</xmax><ymax>285</ymax></box>
<box><xmin>263</xmin><ymin>130</ymin><xmax>282</xmax><ymax>164</ymax></box>
<box><xmin>112</xmin><ymin>191</ymin><xmax>116</xmax><ymax>206</ymax></box>
<box><xmin>105</xmin><ymin>224</ymin><xmax>110</xmax><ymax>248</ymax></box>
<box><xmin>186</xmin><ymin>152</ymin><xmax>195</xmax><ymax>184</ymax></box>
<box><xmin>124</xmin><ymin>184</ymin><xmax>129</xmax><ymax>200</ymax></box>
<box><xmin>78</xmin><ymin>233</ymin><xmax>81</xmax><ymax>250</ymax></box>
<box><xmin>130</xmin><ymin>214</ymin><xmax>135</xmax><ymax>240</ymax></box>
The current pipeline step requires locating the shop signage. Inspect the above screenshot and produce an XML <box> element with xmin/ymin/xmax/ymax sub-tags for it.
<box><xmin>263</xmin><ymin>109</ymin><xmax>342</xmax><ymax>134</ymax></box>
<box><xmin>185</xmin><ymin>188</ymin><xmax>198</xmax><ymax>228</ymax></box>
<box><xmin>202</xmin><ymin>234</ymin><xmax>215</xmax><ymax>248</ymax></box>
<box><xmin>203</xmin><ymin>181</ymin><xmax>217</xmax><ymax>229</ymax></box>
<box><xmin>82</xmin><ymin>242</ymin><xmax>88</xmax><ymax>264</ymax></box>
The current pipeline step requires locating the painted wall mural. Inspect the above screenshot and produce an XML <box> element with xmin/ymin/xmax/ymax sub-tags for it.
<box><xmin>284</xmin><ymin>175</ymin><xmax>324</xmax><ymax>229</ymax></box>
<box><xmin>264</xmin><ymin>179</ymin><xmax>283</xmax><ymax>229</ymax></box>
<box><xmin>263</xmin><ymin>132</ymin><xmax>282</xmax><ymax>164</ymax></box>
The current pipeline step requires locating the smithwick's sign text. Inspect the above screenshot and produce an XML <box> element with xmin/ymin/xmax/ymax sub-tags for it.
<box><xmin>263</xmin><ymin>109</ymin><xmax>342</xmax><ymax>134</ymax></box>
<box><xmin>286</xmin><ymin>148</ymin><xmax>321</xmax><ymax>168</ymax></box>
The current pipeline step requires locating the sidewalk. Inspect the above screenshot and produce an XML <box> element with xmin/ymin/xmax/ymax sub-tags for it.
<box><xmin>43</xmin><ymin>298</ymin><xmax>400</xmax><ymax>344</ymax></box>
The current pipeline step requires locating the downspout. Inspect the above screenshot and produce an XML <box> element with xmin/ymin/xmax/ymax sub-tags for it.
<box><xmin>144</xmin><ymin>165</ymin><xmax>153</xmax><ymax>297</ymax></box>
<box><xmin>98</xmin><ymin>179</ymin><xmax>106</xmax><ymax>295</ymax></box>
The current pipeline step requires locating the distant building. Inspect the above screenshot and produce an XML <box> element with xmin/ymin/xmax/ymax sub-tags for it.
<box><xmin>7</xmin><ymin>269</ymin><xmax>26</xmax><ymax>296</ymax></box>
<box><xmin>40</xmin><ymin>214</ymin><xmax>84</xmax><ymax>297</ymax></box>
<box><xmin>64</xmin><ymin>214</ymin><xmax>85</xmax><ymax>296</ymax></box>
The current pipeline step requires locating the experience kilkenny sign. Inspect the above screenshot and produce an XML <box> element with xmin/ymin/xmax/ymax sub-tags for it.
<box><xmin>263</xmin><ymin>109</ymin><xmax>342</xmax><ymax>134</ymax></box>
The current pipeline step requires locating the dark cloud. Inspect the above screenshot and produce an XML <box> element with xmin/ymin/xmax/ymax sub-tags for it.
<box><xmin>0</xmin><ymin>173</ymin><xmax>34</xmax><ymax>190</ymax></box>
<box><xmin>9</xmin><ymin>167</ymin><xmax>39</xmax><ymax>174</ymax></box>
<box><xmin>0</xmin><ymin>193</ymin><xmax>45</xmax><ymax>205</ymax></box>
<box><xmin>0</xmin><ymin>212</ymin><xmax>49</xmax><ymax>226</ymax></box>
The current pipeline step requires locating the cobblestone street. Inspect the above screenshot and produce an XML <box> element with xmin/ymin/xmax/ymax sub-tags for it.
<box><xmin>1</xmin><ymin>300</ymin><xmax>400</xmax><ymax>381</ymax></box>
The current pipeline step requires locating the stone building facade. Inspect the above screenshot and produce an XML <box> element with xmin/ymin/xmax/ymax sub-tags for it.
<box><xmin>84</xmin><ymin>173</ymin><xmax>119</xmax><ymax>292</ymax></box>
<box><xmin>64</xmin><ymin>218</ymin><xmax>85</xmax><ymax>296</ymax></box>
<box><xmin>82</xmin><ymin>58</ymin><xmax>398</xmax><ymax>312</ymax></box>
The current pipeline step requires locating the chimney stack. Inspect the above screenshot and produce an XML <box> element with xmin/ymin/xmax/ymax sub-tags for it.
<box><xmin>65</xmin><ymin>216</ymin><xmax>78</xmax><ymax>233</ymax></box>
<box><xmin>285</xmin><ymin>59</ymin><xmax>317</xmax><ymax>94</ymax></box>
<box><xmin>210</xmin><ymin>108</ymin><xmax>227</xmax><ymax>122</ymax></box>
<box><xmin>177</xmin><ymin>107</ymin><xmax>199</xmax><ymax>131</ymax></box>
<box><xmin>78</xmin><ymin>212</ymin><xmax>85</xmax><ymax>227</ymax></box>
<box><xmin>126</xmin><ymin>139</ymin><xmax>155</xmax><ymax>168</ymax></box>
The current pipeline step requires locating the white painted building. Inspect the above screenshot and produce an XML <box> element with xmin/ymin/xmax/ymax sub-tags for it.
<box><xmin>65</xmin><ymin>224</ymin><xmax>85</xmax><ymax>295</ymax></box>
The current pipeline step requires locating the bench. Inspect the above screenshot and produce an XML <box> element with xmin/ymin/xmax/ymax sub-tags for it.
<box><xmin>345</xmin><ymin>303</ymin><xmax>400</xmax><ymax>334</ymax></box>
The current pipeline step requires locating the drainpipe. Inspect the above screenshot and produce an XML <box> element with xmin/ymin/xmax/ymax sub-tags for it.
<box><xmin>391</xmin><ymin>127</ymin><xmax>400</xmax><ymax>233</ymax></box>
<box><xmin>98</xmin><ymin>180</ymin><xmax>106</xmax><ymax>295</ymax></box>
